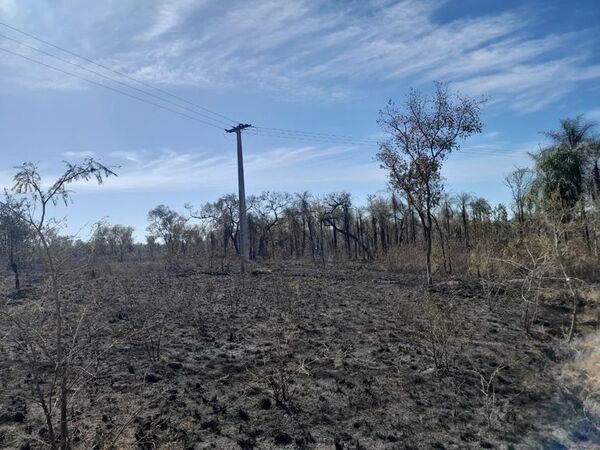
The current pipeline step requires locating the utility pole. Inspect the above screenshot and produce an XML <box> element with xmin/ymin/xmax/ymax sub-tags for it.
<box><xmin>226</xmin><ymin>123</ymin><xmax>252</xmax><ymax>271</ymax></box>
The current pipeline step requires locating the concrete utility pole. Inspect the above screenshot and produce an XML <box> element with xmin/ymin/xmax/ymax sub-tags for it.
<box><xmin>226</xmin><ymin>123</ymin><xmax>252</xmax><ymax>271</ymax></box>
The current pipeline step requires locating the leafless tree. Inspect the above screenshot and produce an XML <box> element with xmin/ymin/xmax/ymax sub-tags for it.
<box><xmin>254</xmin><ymin>191</ymin><xmax>291</xmax><ymax>258</ymax></box>
<box><xmin>188</xmin><ymin>194</ymin><xmax>241</xmax><ymax>256</ymax></box>
<box><xmin>296</xmin><ymin>191</ymin><xmax>317</xmax><ymax>260</ymax></box>
<box><xmin>505</xmin><ymin>167</ymin><xmax>534</xmax><ymax>238</ymax></box>
<box><xmin>1</xmin><ymin>159</ymin><xmax>115</xmax><ymax>449</ymax></box>
<box><xmin>0</xmin><ymin>203</ymin><xmax>32</xmax><ymax>291</ymax></box>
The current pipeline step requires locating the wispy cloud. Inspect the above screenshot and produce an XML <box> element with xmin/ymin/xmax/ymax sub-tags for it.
<box><xmin>134</xmin><ymin>0</ymin><xmax>204</xmax><ymax>42</ymax></box>
<box><xmin>64</xmin><ymin>136</ymin><xmax>537</xmax><ymax>198</ymax></box>
<box><xmin>62</xmin><ymin>150</ymin><xmax>96</xmax><ymax>158</ymax></box>
<box><xmin>1</xmin><ymin>0</ymin><xmax>598</xmax><ymax>110</ymax></box>
<box><xmin>109</xmin><ymin>151</ymin><xmax>144</xmax><ymax>163</ymax></box>
<box><xmin>452</xmin><ymin>56</ymin><xmax>600</xmax><ymax>112</ymax></box>
<box><xmin>72</xmin><ymin>145</ymin><xmax>373</xmax><ymax>193</ymax></box>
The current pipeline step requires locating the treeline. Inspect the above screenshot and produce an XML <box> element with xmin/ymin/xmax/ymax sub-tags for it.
<box><xmin>0</xmin><ymin>105</ymin><xmax>599</xmax><ymax>289</ymax></box>
<box><xmin>138</xmin><ymin>189</ymin><xmax>511</xmax><ymax>265</ymax></box>
<box><xmin>0</xmin><ymin>186</ymin><xmax>485</xmax><ymax>270</ymax></box>
<box><xmin>2</xmin><ymin>119</ymin><xmax>599</xmax><ymax>280</ymax></box>
<box><xmin>0</xmin><ymin>190</ymin><xmax>511</xmax><ymax>265</ymax></box>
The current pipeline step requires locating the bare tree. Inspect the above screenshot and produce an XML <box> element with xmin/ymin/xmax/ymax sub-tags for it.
<box><xmin>367</xmin><ymin>194</ymin><xmax>391</xmax><ymax>256</ymax></box>
<box><xmin>505</xmin><ymin>167</ymin><xmax>533</xmax><ymax>238</ymax></box>
<box><xmin>296</xmin><ymin>191</ymin><xmax>317</xmax><ymax>260</ymax></box>
<box><xmin>0</xmin><ymin>203</ymin><xmax>32</xmax><ymax>291</ymax></box>
<box><xmin>254</xmin><ymin>191</ymin><xmax>290</xmax><ymax>258</ymax></box>
<box><xmin>322</xmin><ymin>192</ymin><xmax>371</xmax><ymax>260</ymax></box>
<box><xmin>377</xmin><ymin>83</ymin><xmax>485</xmax><ymax>285</ymax></box>
<box><xmin>188</xmin><ymin>195</ymin><xmax>241</xmax><ymax>256</ymax></box>
<box><xmin>1</xmin><ymin>159</ymin><xmax>115</xmax><ymax>449</ymax></box>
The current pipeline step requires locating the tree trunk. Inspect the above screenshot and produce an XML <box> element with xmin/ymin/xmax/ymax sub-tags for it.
<box><xmin>380</xmin><ymin>218</ymin><xmax>387</xmax><ymax>253</ymax></box>
<box><xmin>593</xmin><ymin>160</ymin><xmax>600</xmax><ymax>198</ymax></box>
<box><xmin>462</xmin><ymin>205</ymin><xmax>470</xmax><ymax>249</ymax></box>
<box><xmin>372</xmin><ymin>216</ymin><xmax>377</xmax><ymax>253</ymax></box>
<box><xmin>11</xmin><ymin>262</ymin><xmax>20</xmax><ymax>291</ymax></box>
<box><xmin>320</xmin><ymin>220</ymin><xmax>326</xmax><ymax>265</ymax></box>
<box><xmin>410</xmin><ymin>208</ymin><xmax>416</xmax><ymax>245</ymax></box>
<box><xmin>433</xmin><ymin>216</ymin><xmax>448</xmax><ymax>275</ymax></box>
<box><xmin>425</xmin><ymin>209</ymin><xmax>433</xmax><ymax>286</ymax></box>
<box><xmin>392</xmin><ymin>194</ymin><xmax>399</xmax><ymax>246</ymax></box>
<box><xmin>38</xmin><ymin>233</ymin><xmax>68</xmax><ymax>449</ymax></box>
<box><xmin>344</xmin><ymin>206</ymin><xmax>351</xmax><ymax>259</ymax></box>
<box><xmin>580</xmin><ymin>202</ymin><xmax>592</xmax><ymax>254</ymax></box>
<box><xmin>425</xmin><ymin>225</ymin><xmax>433</xmax><ymax>286</ymax></box>
<box><xmin>331</xmin><ymin>220</ymin><xmax>337</xmax><ymax>254</ymax></box>
<box><xmin>9</xmin><ymin>242</ymin><xmax>20</xmax><ymax>291</ymax></box>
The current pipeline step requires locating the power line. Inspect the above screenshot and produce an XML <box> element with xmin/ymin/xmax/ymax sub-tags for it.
<box><xmin>0</xmin><ymin>31</ymin><xmax>403</xmax><ymax>148</ymax></box>
<box><xmin>0</xmin><ymin>21</ymin><xmax>239</xmax><ymax>126</ymax></box>
<box><xmin>0</xmin><ymin>45</ymin><xmax>226</xmax><ymax>130</ymax></box>
<box><xmin>253</xmin><ymin>126</ymin><xmax>380</xmax><ymax>143</ymax></box>
<box><xmin>250</xmin><ymin>126</ymin><xmax>531</xmax><ymax>163</ymax></box>
<box><xmin>247</xmin><ymin>129</ymin><xmax>378</xmax><ymax>146</ymax></box>
<box><xmin>0</xmin><ymin>22</ymin><xmax>533</xmax><ymax>162</ymax></box>
<box><xmin>248</xmin><ymin>129</ymin><xmax>530</xmax><ymax>159</ymax></box>
<box><xmin>0</xmin><ymin>32</ymin><xmax>232</xmax><ymax>128</ymax></box>
<box><xmin>250</xmin><ymin>129</ymin><xmax>530</xmax><ymax>159</ymax></box>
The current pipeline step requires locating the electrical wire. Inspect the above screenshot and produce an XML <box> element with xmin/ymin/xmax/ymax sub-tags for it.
<box><xmin>0</xmin><ymin>32</ymin><xmax>232</xmax><ymax>128</ymax></box>
<box><xmin>246</xmin><ymin>130</ymin><xmax>378</xmax><ymax>146</ymax></box>
<box><xmin>0</xmin><ymin>22</ymin><xmax>534</xmax><ymax>162</ymax></box>
<box><xmin>248</xmin><ymin>129</ymin><xmax>529</xmax><ymax>160</ymax></box>
<box><xmin>0</xmin><ymin>45</ymin><xmax>226</xmax><ymax>130</ymax></box>
<box><xmin>253</xmin><ymin>126</ymin><xmax>379</xmax><ymax>143</ymax></box>
<box><xmin>0</xmin><ymin>21</ymin><xmax>239</xmax><ymax>126</ymax></box>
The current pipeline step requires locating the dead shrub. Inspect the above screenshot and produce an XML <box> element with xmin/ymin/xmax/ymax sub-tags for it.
<box><xmin>476</xmin><ymin>364</ymin><xmax>505</xmax><ymax>429</ymax></box>
<box><xmin>424</xmin><ymin>297</ymin><xmax>458</xmax><ymax>374</ymax></box>
<box><xmin>480</xmin><ymin>277</ymin><xmax>505</xmax><ymax>312</ymax></box>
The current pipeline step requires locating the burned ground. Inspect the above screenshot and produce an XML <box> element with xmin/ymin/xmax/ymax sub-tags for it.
<box><xmin>1</xmin><ymin>260</ymin><xmax>599</xmax><ymax>449</ymax></box>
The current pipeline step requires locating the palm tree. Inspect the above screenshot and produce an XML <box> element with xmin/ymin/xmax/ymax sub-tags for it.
<box><xmin>533</xmin><ymin>116</ymin><xmax>598</xmax><ymax>211</ymax></box>
<box><xmin>532</xmin><ymin>146</ymin><xmax>585</xmax><ymax>211</ymax></box>
<box><xmin>454</xmin><ymin>192</ymin><xmax>473</xmax><ymax>248</ymax></box>
<box><xmin>543</xmin><ymin>115</ymin><xmax>596</xmax><ymax>150</ymax></box>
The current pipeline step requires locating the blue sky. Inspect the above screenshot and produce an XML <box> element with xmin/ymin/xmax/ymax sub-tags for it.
<box><xmin>1</xmin><ymin>0</ymin><xmax>599</xmax><ymax>240</ymax></box>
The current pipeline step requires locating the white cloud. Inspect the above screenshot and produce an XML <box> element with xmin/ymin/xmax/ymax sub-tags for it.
<box><xmin>1</xmin><ymin>0</ymin><xmax>599</xmax><ymax>110</ymax></box>
<box><xmin>109</xmin><ymin>151</ymin><xmax>144</xmax><ymax>163</ymax></box>
<box><xmin>135</xmin><ymin>0</ymin><xmax>203</xmax><ymax>42</ymax></box>
<box><xmin>65</xmin><ymin>137</ymin><xmax>538</xmax><ymax>197</ymax></box>
<box><xmin>62</xmin><ymin>150</ymin><xmax>96</xmax><ymax>158</ymax></box>
<box><xmin>451</xmin><ymin>56</ymin><xmax>599</xmax><ymax>112</ymax></box>
<box><xmin>70</xmin><ymin>144</ymin><xmax>380</xmax><ymax>193</ymax></box>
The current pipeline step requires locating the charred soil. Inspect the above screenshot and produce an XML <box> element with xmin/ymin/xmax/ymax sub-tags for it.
<box><xmin>1</xmin><ymin>260</ymin><xmax>599</xmax><ymax>449</ymax></box>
